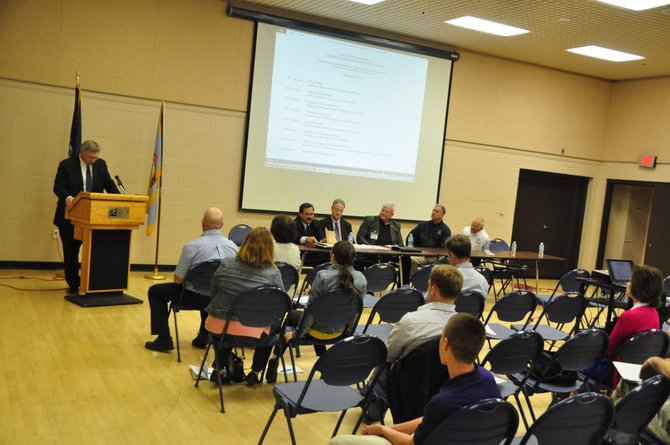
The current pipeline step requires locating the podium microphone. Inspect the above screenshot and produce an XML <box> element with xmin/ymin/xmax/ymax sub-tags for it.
<box><xmin>115</xmin><ymin>175</ymin><xmax>128</xmax><ymax>194</ymax></box>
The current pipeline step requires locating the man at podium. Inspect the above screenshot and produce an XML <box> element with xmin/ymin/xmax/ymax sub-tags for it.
<box><xmin>53</xmin><ymin>140</ymin><xmax>119</xmax><ymax>294</ymax></box>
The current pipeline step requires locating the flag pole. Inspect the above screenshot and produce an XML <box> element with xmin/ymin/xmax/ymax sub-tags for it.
<box><xmin>145</xmin><ymin>101</ymin><xmax>165</xmax><ymax>280</ymax></box>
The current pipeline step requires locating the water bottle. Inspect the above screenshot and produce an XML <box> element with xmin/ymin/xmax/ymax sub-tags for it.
<box><xmin>407</xmin><ymin>234</ymin><xmax>414</xmax><ymax>247</ymax></box>
<box><xmin>347</xmin><ymin>232</ymin><xmax>354</xmax><ymax>244</ymax></box>
<box><xmin>511</xmin><ymin>241</ymin><xmax>517</xmax><ymax>257</ymax></box>
<box><xmin>538</xmin><ymin>242</ymin><xmax>544</xmax><ymax>259</ymax></box>
<box><xmin>483</xmin><ymin>240</ymin><xmax>490</xmax><ymax>252</ymax></box>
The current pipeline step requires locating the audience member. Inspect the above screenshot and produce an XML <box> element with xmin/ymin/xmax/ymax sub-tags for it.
<box><xmin>293</xmin><ymin>202</ymin><xmax>325</xmax><ymax>246</ymax></box>
<box><xmin>329</xmin><ymin>313</ymin><xmax>501</xmax><ymax>445</ymax></box>
<box><xmin>205</xmin><ymin>227</ymin><xmax>284</xmax><ymax>386</ymax></box>
<box><xmin>319</xmin><ymin>198</ymin><xmax>353</xmax><ymax>243</ymax></box>
<box><xmin>145</xmin><ymin>207</ymin><xmax>237</xmax><ymax>352</ymax></box>
<box><xmin>404</xmin><ymin>204</ymin><xmax>451</xmax><ymax>282</ymax></box>
<box><xmin>386</xmin><ymin>265</ymin><xmax>461</xmax><ymax>363</ymax></box>
<box><xmin>357</xmin><ymin>203</ymin><xmax>403</xmax><ymax>246</ymax></box>
<box><xmin>271</xmin><ymin>215</ymin><xmax>301</xmax><ymax>270</ymax></box>
<box><xmin>461</xmin><ymin>217</ymin><xmax>489</xmax><ymax>251</ymax></box>
<box><xmin>445</xmin><ymin>235</ymin><xmax>489</xmax><ymax>298</ymax></box>
<box><xmin>53</xmin><ymin>140</ymin><xmax>119</xmax><ymax>294</ymax></box>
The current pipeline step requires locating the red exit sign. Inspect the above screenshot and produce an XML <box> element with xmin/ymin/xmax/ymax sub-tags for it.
<box><xmin>639</xmin><ymin>154</ymin><xmax>657</xmax><ymax>168</ymax></box>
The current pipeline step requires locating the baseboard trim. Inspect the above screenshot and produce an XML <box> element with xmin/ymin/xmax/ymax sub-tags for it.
<box><xmin>0</xmin><ymin>261</ymin><xmax>176</xmax><ymax>272</ymax></box>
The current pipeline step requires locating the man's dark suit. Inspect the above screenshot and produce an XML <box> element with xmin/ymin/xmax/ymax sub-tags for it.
<box><xmin>53</xmin><ymin>155</ymin><xmax>119</xmax><ymax>290</ymax></box>
<box><xmin>318</xmin><ymin>215</ymin><xmax>353</xmax><ymax>242</ymax></box>
<box><xmin>293</xmin><ymin>216</ymin><xmax>325</xmax><ymax>244</ymax></box>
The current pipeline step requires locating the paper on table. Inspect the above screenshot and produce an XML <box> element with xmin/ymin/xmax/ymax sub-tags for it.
<box><xmin>613</xmin><ymin>361</ymin><xmax>642</xmax><ymax>383</ymax></box>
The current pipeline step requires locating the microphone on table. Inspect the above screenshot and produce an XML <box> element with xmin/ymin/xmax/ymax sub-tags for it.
<box><xmin>115</xmin><ymin>175</ymin><xmax>128</xmax><ymax>194</ymax></box>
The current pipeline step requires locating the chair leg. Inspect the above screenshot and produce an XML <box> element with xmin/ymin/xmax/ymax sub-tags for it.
<box><xmin>173</xmin><ymin>309</ymin><xmax>181</xmax><ymax>363</ymax></box>
<box><xmin>332</xmin><ymin>408</ymin><xmax>348</xmax><ymax>437</ymax></box>
<box><xmin>279</xmin><ymin>351</ymin><xmax>289</xmax><ymax>383</ymax></box>
<box><xmin>212</xmin><ymin>342</ymin><xmax>226</xmax><ymax>413</ymax></box>
<box><xmin>288</xmin><ymin>342</ymin><xmax>298</xmax><ymax>382</ymax></box>
<box><xmin>194</xmin><ymin>340</ymin><xmax>212</xmax><ymax>388</ymax></box>
<box><xmin>284</xmin><ymin>407</ymin><xmax>298</xmax><ymax>445</ymax></box>
<box><xmin>258</xmin><ymin>407</ymin><xmax>280</xmax><ymax>445</ymax></box>
<box><xmin>512</xmin><ymin>391</ymin><xmax>531</xmax><ymax>431</ymax></box>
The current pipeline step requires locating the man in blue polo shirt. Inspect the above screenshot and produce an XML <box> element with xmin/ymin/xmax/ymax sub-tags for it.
<box><xmin>329</xmin><ymin>313</ymin><xmax>500</xmax><ymax>445</ymax></box>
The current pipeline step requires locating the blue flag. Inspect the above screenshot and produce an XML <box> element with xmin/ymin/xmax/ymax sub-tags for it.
<box><xmin>68</xmin><ymin>84</ymin><xmax>82</xmax><ymax>158</ymax></box>
<box><xmin>146</xmin><ymin>103</ymin><xmax>163</xmax><ymax>236</ymax></box>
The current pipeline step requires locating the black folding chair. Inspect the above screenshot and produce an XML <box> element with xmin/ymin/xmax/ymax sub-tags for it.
<box><xmin>515</xmin><ymin>291</ymin><xmax>586</xmax><ymax>348</ymax></box>
<box><xmin>361</xmin><ymin>262</ymin><xmax>398</xmax><ymax>307</ymax></box>
<box><xmin>355</xmin><ymin>286</ymin><xmax>424</xmax><ymax>342</ymax></box>
<box><xmin>258</xmin><ymin>335</ymin><xmax>387</xmax><ymax>445</ymax></box>
<box><xmin>409</xmin><ymin>263</ymin><xmax>435</xmax><ymax>294</ymax></box>
<box><xmin>536</xmin><ymin>268</ymin><xmax>590</xmax><ymax>304</ymax></box>
<box><xmin>480</xmin><ymin>330</ymin><xmax>543</xmax><ymax>429</ymax></box>
<box><xmin>275</xmin><ymin>261</ymin><xmax>299</xmax><ymax>296</ymax></box>
<box><xmin>282</xmin><ymin>289</ymin><xmax>364</xmax><ymax>382</ymax></box>
<box><xmin>455</xmin><ymin>290</ymin><xmax>486</xmax><ymax>319</ymax></box>
<box><xmin>294</xmin><ymin>262</ymin><xmax>330</xmax><ymax>306</ymax></box>
<box><xmin>475</xmin><ymin>265</ymin><xmax>495</xmax><ymax>299</ymax></box>
<box><xmin>616</xmin><ymin>328</ymin><xmax>670</xmax><ymax>365</ymax></box>
<box><xmin>604</xmin><ymin>375</ymin><xmax>670</xmax><ymax>445</ymax></box>
<box><xmin>169</xmin><ymin>258</ymin><xmax>222</xmax><ymax>362</ymax></box>
<box><xmin>483</xmin><ymin>290</ymin><xmax>538</xmax><ymax>342</ymax></box>
<box><xmin>511</xmin><ymin>392</ymin><xmax>613</xmax><ymax>445</ymax></box>
<box><xmin>194</xmin><ymin>286</ymin><xmax>291</xmax><ymax>413</ymax></box>
<box><xmin>423</xmin><ymin>398</ymin><xmax>519</xmax><ymax>445</ymax></box>
<box><xmin>228</xmin><ymin>223</ymin><xmax>252</xmax><ymax>246</ymax></box>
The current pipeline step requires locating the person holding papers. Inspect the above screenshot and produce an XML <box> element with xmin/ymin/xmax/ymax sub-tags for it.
<box><xmin>318</xmin><ymin>198</ymin><xmax>352</xmax><ymax>243</ymax></box>
<box><xmin>293</xmin><ymin>202</ymin><xmax>325</xmax><ymax>246</ymax></box>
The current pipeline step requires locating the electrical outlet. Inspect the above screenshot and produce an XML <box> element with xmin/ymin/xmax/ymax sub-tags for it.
<box><xmin>52</xmin><ymin>228</ymin><xmax>59</xmax><ymax>239</ymax></box>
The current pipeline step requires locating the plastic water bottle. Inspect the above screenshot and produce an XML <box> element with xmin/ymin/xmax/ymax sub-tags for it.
<box><xmin>510</xmin><ymin>241</ymin><xmax>517</xmax><ymax>257</ymax></box>
<box><xmin>483</xmin><ymin>240</ymin><xmax>490</xmax><ymax>252</ymax></box>
<box><xmin>538</xmin><ymin>242</ymin><xmax>544</xmax><ymax>259</ymax></box>
<box><xmin>347</xmin><ymin>232</ymin><xmax>354</xmax><ymax>244</ymax></box>
<box><xmin>407</xmin><ymin>234</ymin><xmax>414</xmax><ymax>247</ymax></box>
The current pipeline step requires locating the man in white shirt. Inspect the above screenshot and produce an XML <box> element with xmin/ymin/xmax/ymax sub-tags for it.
<box><xmin>445</xmin><ymin>234</ymin><xmax>490</xmax><ymax>298</ymax></box>
<box><xmin>461</xmin><ymin>217</ymin><xmax>490</xmax><ymax>251</ymax></box>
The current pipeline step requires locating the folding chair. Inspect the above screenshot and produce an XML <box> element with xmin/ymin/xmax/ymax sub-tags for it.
<box><xmin>294</xmin><ymin>262</ymin><xmax>330</xmax><ymax>306</ymax></box>
<box><xmin>536</xmin><ymin>268</ymin><xmax>590</xmax><ymax>304</ymax></box>
<box><xmin>228</xmin><ymin>223</ymin><xmax>252</xmax><ymax>246</ymax></box>
<box><xmin>604</xmin><ymin>375</ymin><xmax>670</xmax><ymax>445</ymax></box>
<box><xmin>515</xmin><ymin>291</ymin><xmax>586</xmax><ymax>347</ymax></box>
<box><xmin>169</xmin><ymin>258</ymin><xmax>222</xmax><ymax>362</ymax></box>
<box><xmin>480</xmin><ymin>330</ymin><xmax>543</xmax><ymax>429</ymax></box>
<box><xmin>475</xmin><ymin>265</ymin><xmax>495</xmax><ymax>299</ymax></box>
<box><xmin>455</xmin><ymin>290</ymin><xmax>486</xmax><ymax>319</ymax></box>
<box><xmin>409</xmin><ymin>263</ymin><xmax>435</xmax><ymax>294</ymax></box>
<box><xmin>483</xmin><ymin>290</ymin><xmax>538</xmax><ymax>341</ymax></box>
<box><xmin>355</xmin><ymin>286</ymin><xmax>424</xmax><ymax>342</ymax></box>
<box><xmin>423</xmin><ymin>398</ymin><xmax>519</xmax><ymax>445</ymax></box>
<box><xmin>194</xmin><ymin>286</ymin><xmax>291</xmax><ymax>413</ymax></box>
<box><xmin>616</xmin><ymin>328</ymin><xmax>670</xmax><ymax>365</ymax></box>
<box><xmin>516</xmin><ymin>328</ymin><xmax>609</xmax><ymax>422</ymax></box>
<box><xmin>486</xmin><ymin>239</ymin><xmax>528</xmax><ymax>297</ymax></box>
<box><xmin>282</xmin><ymin>289</ymin><xmax>364</xmax><ymax>382</ymax></box>
<box><xmin>511</xmin><ymin>392</ymin><xmax>613</xmax><ymax>445</ymax></box>
<box><xmin>361</xmin><ymin>262</ymin><xmax>397</xmax><ymax>307</ymax></box>
<box><xmin>275</xmin><ymin>261</ymin><xmax>299</xmax><ymax>296</ymax></box>
<box><xmin>258</xmin><ymin>335</ymin><xmax>387</xmax><ymax>445</ymax></box>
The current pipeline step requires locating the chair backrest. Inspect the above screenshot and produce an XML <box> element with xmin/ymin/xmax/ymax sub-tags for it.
<box><xmin>484</xmin><ymin>290</ymin><xmax>538</xmax><ymax>325</ymax></box>
<box><xmin>455</xmin><ymin>290</ymin><xmax>486</xmax><ymax>318</ymax></box>
<box><xmin>299</xmin><ymin>288</ymin><xmax>363</xmax><ymax>338</ymax></box>
<box><xmin>365</xmin><ymin>286</ymin><xmax>424</xmax><ymax>326</ymax></box>
<box><xmin>297</xmin><ymin>262</ymin><xmax>331</xmax><ymax>296</ymax></box>
<box><xmin>518</xmin><ymin>392</ymin><xmax>613</xmax><ymax>445</ymax></box>
<box><xmin>534</xmin><ymin>291</ymin><xmax>586</xmax><ymax>326</ymax></box>
<box><xmin>613</xmin><ymin>375</ymin><xmax>670</xmax><ymax>437</ymax></box>
<box><xmin>275</xmin><ymin>261</ymin><xmax>298</xmax><ymax>293</ymax></box>
<box><xmin>551</xmin><ymin>328</ymin><xmax>609</xmax><ymax>372</ymax></box>
<box><xmin>482</xmin><ymin>330</ymin><xmax>543</xmax><ymax>375</ymax></box>
<box><xmin>557</xmin><ymin>268</ymin><xmax>591</xmax><ymax>294</ymax></box>
<box><xmin>362</xmin><ymin>262</ymin><xmax>398</xmax><ymax>293</ymax></box>
<box><xmin>228</xmin><ymin>224</ymin><xmax>252</xmax><ymax>246</ymax></box>
<box><xmin>410</xmin><ymin>264</ymin><xmax>436</xmax><ymax>293</ymax></box>
<box><xmin>311</xmin><ymin>335</ymin><xmax>387</xmax><ymax>386</ymax></box>
<box><xmin>388</xmin><ymin>336</ymin><xmax>450</xmax><ymax>423</ymax></box>
<box><xmin>616</xmin><ymin>329</ymin><xmax>670</xmax><ymax>364</ymax></box>
<box><xmin>475</xmin><ymin>265</ymin><xmax>494</xmax><ymax>286</ymax></box>
<box><xmin>423</xmin><ymin>398</ymin><xmax>519</xmax><ymax>445</ymax></box>
<box><xmin>184</xmin><ymin>259</ymin><xmax>222</xmax><ymax>296</ymax></box>
<box><xmin>228</xmin><ymin>286</ymin><xmax>292</xmax><ymax>328</ymax></box>
<box><xmin>488</xmin><ymin>238</ymin><xmax>510</xmax><ymax>252</ymax></box>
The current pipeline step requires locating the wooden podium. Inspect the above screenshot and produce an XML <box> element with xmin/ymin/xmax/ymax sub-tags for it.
<box><xmin>65</xmin><ymin>192</ymin><xmax>148</xmax><ymax>307</ymax></box>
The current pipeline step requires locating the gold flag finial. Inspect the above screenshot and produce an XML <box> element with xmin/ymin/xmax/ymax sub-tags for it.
<box><xmin>76</xmin><ymin>71</ymin><xmax>80</xmax><ymax>87</ymax></box>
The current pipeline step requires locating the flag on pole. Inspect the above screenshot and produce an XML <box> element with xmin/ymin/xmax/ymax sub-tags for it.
<box><xmin>146</xmin><ymin>103</ymin><xmax>163</xmax><ymax>236</ymax></box>
<box><xmin>68</xmin><ymin>81</ymin><xmax>82</xmax><ymax>158</ymax></box>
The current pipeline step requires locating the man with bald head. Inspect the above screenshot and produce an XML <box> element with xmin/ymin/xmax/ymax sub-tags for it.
<box><xmin>462</xmin><ymin>217</ymin><xmax>490</xmax><ymax>252</ymax></box>
<box><xmin>145</xmin><ymin>207</ymin><xmax>238</xmax><ymax>352</ymax></box>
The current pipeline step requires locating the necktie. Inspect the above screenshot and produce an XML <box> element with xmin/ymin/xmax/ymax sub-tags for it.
<box><xmin>334</xmin><ymin>220</ymin><xmax>341</xmax><ymax>241</ymax></box>
<box><xmin>85</xmin><ymin>165</ymin><xmax>92</xmax><ymax>192</ymax></box>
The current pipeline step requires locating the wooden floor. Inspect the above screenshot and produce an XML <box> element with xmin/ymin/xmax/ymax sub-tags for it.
<box><xmin>0</xmin><ymin>270</ymin><xmax>556</xmax><ymax>444</ymax></box>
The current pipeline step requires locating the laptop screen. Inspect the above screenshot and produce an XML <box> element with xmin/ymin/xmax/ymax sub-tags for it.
<box><xmin>605</xmin><ymin>259</ymin><xmax>634</xmax><ymax>283</ymax></box>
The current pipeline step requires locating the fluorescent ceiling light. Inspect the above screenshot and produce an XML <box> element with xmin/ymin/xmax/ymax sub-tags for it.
<box><xmin>445</xmin><ymin>16</ymin><xmax>529</xmax><ymax>37</ymax></box>
<box><xmin>348</xmin><ymin>0</ymin><xmax>384</xmax><ymax>4</ymax></box>
<box><xmin>567</xmin><ymin>45</ymin><xmax>644</xmax><ymax>62</ymax></box>
<box><xmin>596</xmin><ymin>0</ymin><xmax>670</xmax><ymax>11</ymax></box>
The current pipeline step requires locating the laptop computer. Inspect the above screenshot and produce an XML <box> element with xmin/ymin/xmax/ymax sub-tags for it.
<box><xmin>605</xmin><ymin>259</ymin><xmax>634</xmax><ymax>287</ymax></box>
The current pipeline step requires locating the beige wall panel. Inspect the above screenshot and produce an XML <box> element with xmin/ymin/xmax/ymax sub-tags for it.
<box><xmin>448</xmin><ymin>51</ymin><xmax>611</xmax><ymax>160</ymax></box>
<box><xmin>605</xmin><ymin>77</ymin><xmax>670</xmax><ymax>162</ymax></box>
